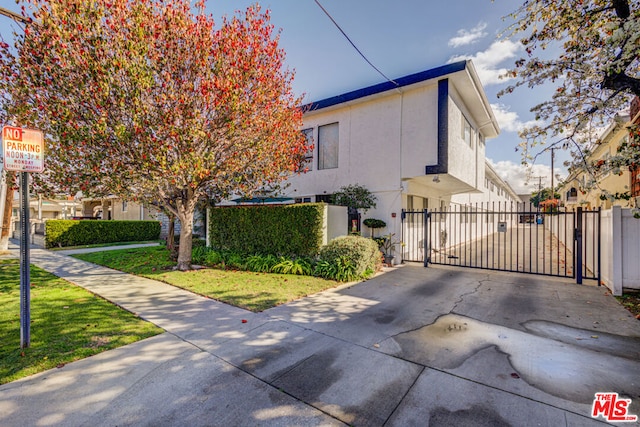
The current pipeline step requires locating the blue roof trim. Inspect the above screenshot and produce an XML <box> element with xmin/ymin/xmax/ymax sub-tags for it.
<box><xmin>304</xmin><ymin>61</ymin><xmax>468</xmax><ymax>112</ymax></box>
<box><xmin>426</xmin><ymin>79</ymin><xmax>449</xmax><ymax>175</ymax></box>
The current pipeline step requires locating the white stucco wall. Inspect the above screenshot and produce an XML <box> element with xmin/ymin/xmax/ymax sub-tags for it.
<box><xmin>287</xmin><ymin>93</ymin><xmax>405</xmax><ymax>199</ymax></box>
<box><xmin>447</xmin><ymin>90</ymin><xmax>482</xmax><ymax>189</ymax></box>
<box><xmin>400</xmin><ymin>85</ymin><xmax>439</xmax><ymax>178</ymax></box>
<box><xmin>324</xmin><ymin>204</ymin><xmax>348</xmax><ymax>244</ymax></box>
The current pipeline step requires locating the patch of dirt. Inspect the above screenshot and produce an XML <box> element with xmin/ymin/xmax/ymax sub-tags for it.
<box><xmin>616</xmin><ymin>292</ymin><xmax>640</xmax><ymax>319</ymax></box>
<box><xmin>87</xmin><ymin>336</ymin><xmax>111</xmax><ymax>348</ymax></box>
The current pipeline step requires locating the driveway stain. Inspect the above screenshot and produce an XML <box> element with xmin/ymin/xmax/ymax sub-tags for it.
<box><xmin>373</xmin><ymin>308</ymin><xmax>396</xmax><ymax>324</ymax></box>
<box><xmin>272</xmin><ymin>348</ymin><xmax>343</xmax><ymax>402</ymax></box>
<box><xmin>387</xmin><ymin>314</ymin><xmax>640</xmax><ymax>404</ymax></box>
<box><xmin>429</xmin><ymin>405</ymin><xmax>511</xmax><ymax>427</ymax></box>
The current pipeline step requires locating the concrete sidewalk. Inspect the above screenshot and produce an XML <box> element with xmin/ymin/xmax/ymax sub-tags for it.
<box><xmin>1</xmin><ymin>245</ymin><xmax>639</xmax><ymax>426</ymax></box>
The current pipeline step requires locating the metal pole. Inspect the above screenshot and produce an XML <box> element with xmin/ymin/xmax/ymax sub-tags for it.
<box><xmin>423</xmin><ymin>209</ymin><xmax>429</xmax><ymax>267</ymax></box>
<box><xmin>597</xmin><ymin>207</ymin><xmax>602</xmax><ymax>286</ymax></box>
<box><xmin>576</xmin><ymin>207</ymin><xmax>583</xmax><ymax>285</ymax></box>
<box><xmin>550</xmin><ymin>148</ymin><xmax>555</xmax><ymax>199</ymax></box>
<box><xmin>19</xmin><ymin>172</ymin><xmax>30</xmax><ymax>348</ymax></box>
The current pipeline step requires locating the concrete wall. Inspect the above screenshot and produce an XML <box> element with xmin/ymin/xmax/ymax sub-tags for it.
<box><xmin>324</xmin><ymin>204</ymin><xmax>348</xmax><ymax>245</ymax></box>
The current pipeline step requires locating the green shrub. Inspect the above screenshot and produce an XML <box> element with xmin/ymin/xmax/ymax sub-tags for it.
<box><xmin>192</xmin><ymin>238</ymin><xmax>207</xmax><ymax>248</ymax></box>
<box><xmin>246</xmin><ymin>254</ymin><xmax>279</xmax><ymax>273</ymax></box>
<box><xmin>191</xmin><ymin>246</ymin><xmax>210</xmax><ymax>265</ymax></box>
<box><xmin>271</xmin><ymin>257</ymin><xmax>312</xmax><ymax>276</ymax></box>
<box><xmin>208</xmin><ymin>204</ymin><xmax>324</xmax><ymax>257</ymax></box>
<box><xmin>318</xmin><ymin>235</ymin><xmax>382</xmax><ymax>278</ymax></box>
<box><xmin>313</xmin><ymin>260</ymin><xmax>335</xmax><ymax>279</ymax></box>
<box><xmin>372</xmin><ymin>237</ymin><xmax>386</xmax><ymax>249</ymax></box>
<box><xmin>221</xmin><ymin>251</ymin><xmax>246</xmax><ymax>270</ymax></box>
<box><xmin>332</xmin><ymin>256</ymin><xmax>358</xmax><ymax>282</ymax></box>
<box><xmin>45</xmin><ymin>220</ymin><xmax>160</xmax><ymax>248</ymax></box>
<box><xmin>204</xmin><ymin>250</ymin><xmax>224</xmax><ymax>266</ymax></box>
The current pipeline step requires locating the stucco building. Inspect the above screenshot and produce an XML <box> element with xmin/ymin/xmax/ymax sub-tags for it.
<box><xmin>283</xmin><ymin>60</ymin><xmax>503</xmax><ymax>238</ymax></box>
<box><xmin>560</xmin><ymin>111</ymin><xmax>635</xmax><ymax>210</ymax></box>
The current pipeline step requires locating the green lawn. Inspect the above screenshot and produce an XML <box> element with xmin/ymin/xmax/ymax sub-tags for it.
<box><xmin>0</xmin><ymin>259</ymin><xmax>163</xmax><ymax>385</ymax></box>
<box><xmin>73</xmin><ymin>246</ymin><xmax>342</xmax><ymax>312</ymax></box>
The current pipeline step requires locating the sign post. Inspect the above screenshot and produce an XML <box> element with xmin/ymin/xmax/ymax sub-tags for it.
<box><xmin>19</xmin><ymin>171</ymin><xmax>30</xmax><ymax>347</ymax></box>
<box><xmin>2</xmin><ymin>125</ymin><xmax>44</xmax><ymax>348</ymax></box>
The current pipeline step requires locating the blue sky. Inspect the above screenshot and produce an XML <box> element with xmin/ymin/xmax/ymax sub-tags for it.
<box><xmin>0</xmin><ymin>0</ymin><xmax>566</xmax><ymax>193</ymax></box>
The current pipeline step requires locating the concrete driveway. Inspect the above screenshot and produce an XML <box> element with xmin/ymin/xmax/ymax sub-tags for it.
<box><xmin>1</xmin><ymin>249</ymin><xmax>639</xmax><ymax>426</ymax></box>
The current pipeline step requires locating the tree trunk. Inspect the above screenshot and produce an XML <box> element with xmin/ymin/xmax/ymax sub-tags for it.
<box><xmin>166</xmin><ymin>215</ymin><xmax>175</xmax><ymax>251</ymax></box>
<box><xmin>175</xmin><ymin>199</ymin><xmax>196</xmax><ymax>271</ymax></box>
<box><xmin>0</xmin><ymin>172</ymin><xmax>15</xmax><ymax>251</ymax></box>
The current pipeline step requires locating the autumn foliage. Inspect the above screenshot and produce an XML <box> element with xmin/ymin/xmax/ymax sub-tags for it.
<box><xmin>0</xmin><ymin>0</ymin><xmax>308</xmax><ymax>269</ymax></box>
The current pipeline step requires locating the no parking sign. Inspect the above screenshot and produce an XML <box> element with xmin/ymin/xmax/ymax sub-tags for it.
<box><xmin>2</xmin><ymin>126</ymin><xmax>45</xmax><ymax>172</ymax></box>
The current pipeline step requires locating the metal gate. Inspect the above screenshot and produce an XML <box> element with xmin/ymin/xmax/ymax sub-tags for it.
<box><xmin>401</xmin><ymin>203</ymin><xmax>600</xmax><ymax>284</ymax></box>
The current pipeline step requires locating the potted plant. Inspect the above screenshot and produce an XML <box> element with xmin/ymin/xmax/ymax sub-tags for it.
<box><xmin>380</xmin><ymin>233</ymin><xmax>401</xmax><ymax>265</ymax></box>
<box><xmin>363</xmin><ymin>218</ymin><xmax>386</xmax><ymax>238</ymax></box>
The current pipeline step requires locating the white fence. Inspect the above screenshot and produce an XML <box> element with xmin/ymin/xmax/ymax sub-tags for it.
<box><xmin>601</xmin><ymin>206</ymin><xmax>640</xmax><ymax>295</ymax></box>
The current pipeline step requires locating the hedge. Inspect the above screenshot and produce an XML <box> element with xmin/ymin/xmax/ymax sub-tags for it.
<box><xmin>45</xmin><ymin>220</ymin><xmax>161</xmax><ymax>248</ymax></box>
<box><xmin>208</xmin><ymin>203</ymin><xmax>325</xmax><ymax>257</ymax></box>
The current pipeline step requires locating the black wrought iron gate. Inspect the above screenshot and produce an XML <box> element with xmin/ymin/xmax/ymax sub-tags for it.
<box><xmin>401</xmin><ymin>204</ymin><xmax>600</xmax><ymax>283</ymax></box>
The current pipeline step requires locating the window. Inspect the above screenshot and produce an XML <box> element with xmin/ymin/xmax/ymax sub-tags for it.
<box><xmin>407</xmin><ymin>195</ymin><xmax>414</xmax><ymax>210</ymax></box>
<box><xmin>122</xmin><ymin>201</ymin><xmax>128</xmax><ymax>212</ymax></box>
<box><xmin>316</xmin><ymin>194</ymin><xmax>333</xmax><ymax>203</ymax></box>
<box><xmin>318</xmin><ymin>123</ymin><xmax>339</xmax><ymax>170</ymax></box>
<box><xmin>462</xmin><ymin>115</ymin><xmax>472</xmax><ymax>147</ymax></box>
<box><xmin>301</xmin><ymin>128</ymin><xmax>314</xmax><ymax>171</ymax></box>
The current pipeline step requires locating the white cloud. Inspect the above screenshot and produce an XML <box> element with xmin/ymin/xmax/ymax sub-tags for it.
<box><xmin>448</xmin><ymin>22</ymin><xmax>488</xmax><ymax>48</ymax></box>
<box><xmin>448</xmin><ymin>40</ymin><xmax>520</xmax><ymax>86</ymax></box>
<box><xmin>488</xmin><ymin>159</ymin><xmax>566</xmax><ymax>194</ymax></box>
<box><xmin>490</xmin><ymin>103</ymin><xmax>542</xmax><ymax>133</ymax></box>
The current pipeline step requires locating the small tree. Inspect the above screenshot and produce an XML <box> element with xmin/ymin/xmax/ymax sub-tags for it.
<box><xmin>332</xmin><ymin>184</ymin><xmax>377</xmax><ymax>213</ymax></box>
<box><xmin>530</xmin><ymin>188</ymin><xmax>560</xmax><ymax>208</ymax></box>
<box><xmin>362</xmin><ymin>218</ymin><xmax>386</xmax><ymax>238</ymax></box>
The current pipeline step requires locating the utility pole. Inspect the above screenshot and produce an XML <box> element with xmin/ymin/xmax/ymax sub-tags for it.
<box><xmin>530</xmin><ymin>175</ymin><xmax>545</xmax><ymax>193</ymax></box>
<box><xmin>550</xmin><ymin>147</ymin><xmax>556</xmax><ymax>199</ymax></box>
<box><xmin>530</xmin><ymin>175</ymin><xmax>545</xmax><ymax>215</ymax></box>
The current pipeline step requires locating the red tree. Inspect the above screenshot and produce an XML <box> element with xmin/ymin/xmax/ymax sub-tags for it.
<box><xmin>0</xmin><ymin>0</ymin><xmax>308</xmax><ymax>269</ymax></box>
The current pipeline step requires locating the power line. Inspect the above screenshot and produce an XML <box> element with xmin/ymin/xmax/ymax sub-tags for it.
<box><xmin>313</xmin><ymin>0</ymin><xmax>398</xmax><ymax>87</ymax></box>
